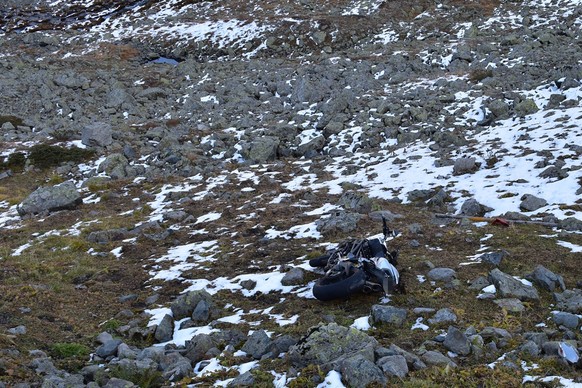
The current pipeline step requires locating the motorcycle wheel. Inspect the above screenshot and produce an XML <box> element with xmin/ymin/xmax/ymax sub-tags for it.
<box><xmin>312</xmin><ymin>268</ymin><xmax>366</xmax><ymax>301</ymax></box>
<box><xmin>309</xmin><ymin>254</ymin><xmax>330</xmax><ymax>267</ymax></box>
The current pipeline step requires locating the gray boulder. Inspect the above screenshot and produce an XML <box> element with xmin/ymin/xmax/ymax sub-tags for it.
<box><xmin>526</xmin><ymin>265</ymin><xmax>566</xmax><ymax>292</ymax></box>
<box><xmin>241</xmin><ymin>330</ymin><xmax>272</xmax><ymax>360</ymax></box>
<box><xmin>377</xmin><ymin>355</ymin><xmax>409</xmax><ymax>377</ymax></box>
<box><xmin>453</xmin><ymin>157</ymin><xmax>478</xmax><ymax>175</ymax></box>
<box><xmin>559</xmin><ymin>217</ymin><xmax>582</xmax><ymax>232</ymax></box>
<box><xmin>316</xmin><ymin>211</ymin><xmax>362</xmax><ymax>234</ymax></box>
<box><xmin>103</xmin><ymin>377</ymin><xmax>137</xmax><ymax>387</ymax></box>
<box><xmin>170</xmin><ymin>290</ymin><xmax>213</xmax><ymax>320</ymax></box>
<box><xmin>494</xmin><ymin>298</ymin><xmax>525</xmax><ymax>312</ymax></box>
<box><xmin>238</xmin><ymin>136</ymin><xmax>280</xmax><ymax>163</ymax></box>
<box><xmin>341</xmin><ymin>354</ymin><xmax>387</xmax><ymax>388</ymax></box>
<box><xmin>460</xmin><ymin>198</ymin><xmax>492</xmax><ymax>216</ymax></box>
<box><xmin>552</xmin><ymin>312</ymin><xmax>579</xmax><ymax>329</ymax></box>
<box><xmin>227</xmin><ymin>371</ymin><xmax>255</xmax><ymax>387</ymax></box>
<box><xmin>154</xmin><ymin>314</ymin><xmax>174</xmax><ymax>343</ymax></box>
<box><xmin>443</xmin><ymin>326</ymin><xmax>471</xmax><ymax>356</ymax></box>
<box><xmin>18</xmin><ymin>181</ymin><xmax>82</xmax><ymax>215</ymax></box>
<box><xmin>82</xmin><ymin>122</ymin><xmax>113</xmax><ymax>147</ymax></box>
<box><xmin>184</xmin><ymin>334</ymin><xmax>216</xmax><ymax>363</ymax></box>
<box><xmin>337</xmin><ymin>191</ymin><xmax>373</xmax><ymax>214</ymax></box>
<box><xmin>514</xmin><ymin>98</ymin><xmax>539</xmax><ymax>117</ymax></box>
<box><xmin>380</xmin><ymin>344</ymin><xmax>426</xmax><ymax>371</ymax></box>
<box><xmin>519</xmin><ymin>194</ymin><xmax>548</xmax><ymax>212</ymax></box>
<box><xmin>95</xmin><ymin>339</ymin><xmax>123</xmax><ymax>359</ymax></box>
<box><xmin>553</xmin><ymin>289</ymin><xmax>582</xmax><ymax>313</ymax></box>
<box><xmin>371</xmin><ymin>305</ymin><xmax>407</xmax><ymax>327</ymax></box>
<box><xmin>428</xmin><ymin>308</ymin><xmax>457</xmax><ymax>325</ymax></box>
<box><xmin>427</xmin><ymin>267</ymin><xmax>457</xmax><ymax>283</ymax></box>
<box><xmin>97</xmin><ymin>153</ymin><xmax>133</xmax><ymax>180</ymax></box>
<box><xmin>192</xmin><ymin>300</ymin><xmax>211</xmax><ymax>323</ymax></box>
<box><xmin>420</xmin><ymin>350</ymin><xmax>457</xmax><ymax>368</ymax></box>
<box><xmin>480</xmin><ymin>250</ymin><xmax>508</xmax><ymax>267</ymax></box>
<box><xmin>489</xmin><ymin>268</ymin><xmax>539</xmax><ymax>301</ymax></box>
<box><xmin>287</xmin><ymin>323</ymin><xmax>378</xmax><ymax>371</ymax></box>
<box><xmin>281</xmin><ymin>267</ymin><xmax>304</xmax><ymax>286</ymax></box>
<box><xmin>159</xmin><ymin>352</ymin><xmax>193</xmax><ymax>382</ymax></box>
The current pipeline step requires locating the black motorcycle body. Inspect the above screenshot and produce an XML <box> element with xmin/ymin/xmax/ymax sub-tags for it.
<box><xmin>310</xmin><ymin>220</ymin><xmax>400</xmax><ymax>301</ymax></box>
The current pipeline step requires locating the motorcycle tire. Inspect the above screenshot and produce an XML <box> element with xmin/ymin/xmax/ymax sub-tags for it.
<box><xmin>309</xmin><ymin>254</ymin><xmax>330</xmax><ymax>267</ymax></box>
<box><xmin>312</xmin><ymin>268</ymin><xmax>366</xmax><ymax>301</ymax></box>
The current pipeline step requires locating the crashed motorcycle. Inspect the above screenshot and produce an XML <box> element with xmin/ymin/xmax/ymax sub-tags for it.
<box><xmin>310</xmin><ymin>218</ymin><xmax>401</xmax><ymax>301</ymax></box>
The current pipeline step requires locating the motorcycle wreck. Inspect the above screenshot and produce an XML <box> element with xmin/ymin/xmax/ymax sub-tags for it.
<box><xmin>310</xmin><ymin>217</ymin><xmax>402</xmax><ymax>301</ymax></box>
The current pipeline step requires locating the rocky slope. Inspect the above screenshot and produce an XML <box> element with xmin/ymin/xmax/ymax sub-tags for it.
<box><xmin>1</xmin><ymin>0</ymin><xmax>582</xmax><ymax>386</ymax></box>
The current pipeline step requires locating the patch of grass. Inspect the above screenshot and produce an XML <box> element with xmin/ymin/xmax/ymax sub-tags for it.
<box><xmin>288</xmin><ymin>365</ymin><xmax>326</xmax><ymax>388</ymax></box>
<box><xmin>27</xmin><ymin>144</ymin><xmax>95</xmax><ymax>169</ymax></box>
<box><xmin>50</xmin><ymin>342</ymin><xmax>90</xmax><ymax>359</ymax></box>
<box><xmin>406</xmin><ymin>364</ymin><xmax>522</xmax><ymax>387</ymax></box>
<box><xmin>101</xmin><ymin>319</ymin><xmax>122</xmax><ymax>332</ymax></box>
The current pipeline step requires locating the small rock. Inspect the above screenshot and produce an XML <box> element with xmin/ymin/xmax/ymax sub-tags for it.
<box><xmin>227</xmin><ymin>371</ymin><xmax>255</xmax><ymax>387</ymax></box>
<box><xmin>241</xmin><ymin>330</ymin><xmax>272</xmax><ymax>360</ymax></box>
<box><xmin>481</xmin><ymin>250</ymin><xmax>508</xmax><ymax>267</ymax></box>
<box><xmin>281</xmin><ymin>267</ymin><xmax>304</xmax><ymax>286</ymax></box>
<box><xmin>552</xmin><ymin>312</ymin><xmax>579</xmax><ymax>329</ymax></box>
<box><xmin>95</xmin><ymin>339</ymin><xmax>123</xmax><ymax>358</ymax></box>
<box><xmin>371</xmin><ymin>305</ymin><xmax>407</xmax><ymax>327</ymax></box>
<box><xmin>428</xmin><ymin>308</ymin><xmax>457</xmax><ymax>325</ymax></box>
<box><xmin>240</xmin><ymin>279</ymin><xmax>256</xmax><ymax>290</ymax></box>
<box><xmin>192</xmin><ymin>300</ymin><xmax>211</xmax><ymax>323</ymax></box>
<box><xmin>155</xmin><ymin>314</ymin><xmax>174</xmax><ymax>343</ymax></box>
<box><xmin>519</xmin><ymin>194</ymin><xmax>548</xmax><ymax>212</ymax></box>
<box><xmin>420</xmin><ymin>350</ymin><xmax>457</xmax><ymax>367</ymax></box>
<box><xmin>377</xmin><ymin>355</ymin><xmax>409</xmax><ymax>377</ymax></box>
<box><xmin>427</xmin><ymin>268</ymin><xmax>457</xmax><ymax>283</ymax></box>
<box><xmin>340</xmin><ymin>354</ymin><xmax>387</xmax><ymax>387</ymax></box>
<box><xmin>453</xmin><ymin>157</ymin><xmax>478</xmax><ymax>175</ymax></box>
<box><xmin>460</xmin><ymin>198</ymin><xmax>493</xmax><ymax>217</ymax></box>
<box><xmin>493</xmin><ymin>298</ymin><xmax>525</xmax><ymax>312</ymax></box>
<box><xmin>7</xmin><ymin>325</ymin><xmax>26</xmax><ymax>335</ymax></box>
<box><xmin>443</xmin><ymin>326</ymin><xmax>471</xmax><ymax>356</ymax></box>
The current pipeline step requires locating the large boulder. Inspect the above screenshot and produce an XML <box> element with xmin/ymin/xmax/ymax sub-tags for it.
<box><xmin>82</xmin><ymin>121</ymin><xmax>113</xmax><ymax>147</ymax></box>
<box><xmin>17</xmin><ymin>181</ymin><xmax>82</xmax><ymax>215</ymax></box>
<box><xmin>238</xmin><ymin>136</ymin><xmax>280</xmax><ymax>163</ymax></box>
<box><xmin>241</xmin><ymin>330</ymin><xmax>272</xmax><ymax>360</ymax></box>
<box><xmin>97</xmin><ymin>153</ymin><xmax>134</xmax><ymax>179</ymax></box>
<box><xmin>170</xmin><ymin>290</ymin><xmax>214</xmax><ymax>320</ymax></box>
<box><xmin>526</xmin><ymin>265</ymin><xmax>566</xmax><ymax>292</ymax></box>
<box><xmin>553</xmin><ymin>289</ymin><xmax>582</xmax><ymax>314</ymax></box>
<box><xmin>287</xmin><ymin>323</ymin><xmax>378</xmax><ymax>371</ymax></box>
<box><xmin>316</xmin><ymin>211</ymin><xmax>362</xmax><ymax>234</ymax></box>
<box><xmin>489</xmin><ymin>269</ymin><xmax>539</xmax><ymax>301</ymax></box>
<box><xmin>340</xmin><ymin>354</ymin><xmax>387</xmax><ymax>388</ymax></box>
<box><xmin>371</xmin><ymin>305</ymin><xmax>408</xmax><ymax>327</ymax></box>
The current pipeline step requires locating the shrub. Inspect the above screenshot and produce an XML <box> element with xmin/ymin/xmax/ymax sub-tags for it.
<box><xmin>27</xmin><ymin>144</ymin><xmax>94</xmax><ymax>169</ymax></box>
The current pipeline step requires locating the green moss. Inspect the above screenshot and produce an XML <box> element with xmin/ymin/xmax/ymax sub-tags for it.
<box><xmin>102</xmin><ymin>319</ymin><xmax>122</xmax><ymax>332</ymax></box>
<box><xmin>288</xmin><ymin>365</ymin><xmax>326</xmax><ymax>388</ymax></box>
<box><xmin>51</xmin><ymin>342</ymin><xmax>90</xmax><ymax>359</ymax></box>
